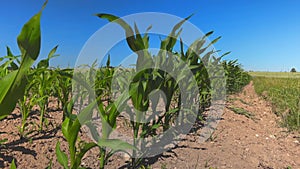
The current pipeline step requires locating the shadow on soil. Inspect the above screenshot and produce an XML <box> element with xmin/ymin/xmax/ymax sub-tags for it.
<box><xmin>0</xmin><ymin>126</ymin><xmax>61</xmax><ymax>168</ymax></box>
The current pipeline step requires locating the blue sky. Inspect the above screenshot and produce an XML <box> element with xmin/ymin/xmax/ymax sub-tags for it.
<box><xmin>1</xmin><ymin>0</ymin><xmax>300</xmax><ymax>71</ymax></box>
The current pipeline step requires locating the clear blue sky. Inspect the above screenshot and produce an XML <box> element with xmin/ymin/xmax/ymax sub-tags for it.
<box><xmin>1</xmin><ymin>0</ymin><xmax>300</xmax><ymax>71</ymax></box>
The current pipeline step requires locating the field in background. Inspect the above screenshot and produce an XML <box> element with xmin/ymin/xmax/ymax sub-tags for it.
<box><xmin>249</xmin><ymin>71</ymin><xmax>300</xmax><ymax>78</ymax></box>
<box><xmin>251</xmin><ymin>72</ymin><xmax>300</xmax><ymax>131</ymax></box>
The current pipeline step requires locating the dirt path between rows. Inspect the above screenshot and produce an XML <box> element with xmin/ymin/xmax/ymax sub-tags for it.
<box><xmin>151</xmin><ymin>81</ymin><xmax>300</xmax><ymax>169</ymax></box>
<box><xmin>0</xmin><ymin>82</ymin><xmax>299</xmax><ymax>169</ymax></box>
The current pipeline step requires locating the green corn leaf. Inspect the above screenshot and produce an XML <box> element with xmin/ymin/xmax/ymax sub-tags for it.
<box><xmin>151</xmin><ymin>123</ymin><xmax>161</xmax><ymax>130</ymax></box>
<box><xmin>97</xmin><ymin>139</ymin><xmax>137</xmax><ymax>152</ymax></box>
<box><xmin>61</xmin><ymin>117</ymin><xmax>71</xmax><ymax>140</ymax></box>
<box><xmin>172</xmin><ymin>14</ymin><xmax>193</xmax><ymax>35</ymax></box>
<box><xmin>55</xmin><ymin>141</ymin><xmax>69</xmax><ymax>169</ymax></box>
<box><xmin>108</xmin><ymin>92</ymin><xmax>130</xmax><ymax>126</ymax></box>
<box><xmin>129</xmin><ymin>81</ymin><xmax>148</xmax><ymax>112</ymax></box>
<box><xmin>159</xmin><ymin>14</ymin><xmax>192</xmax><ymax>53</ymax></box>
<box><xmin>207</xmin><ymin>36</ymin><xmax>221</xmax><ymax>48</ymax></box>
<box><xmin>98</xmin><ymin>102</ymin><xmax>108</xmax><ymax>121</ymax></box>
<box><xmin>201</xmin><ymin>50</ymin><xmax>214</xmax><ymax>64</ymax></box>
<box><xmin>64</xmin><ymin>101</ymin><xmax>96</xmax><ymax>164</ymax></box>
<box><xmin>106</xmin><ymin>54</ymin><xmax>111</xmax><ymax>68</ymax></box>
<box><xmin>10</xmin><ymin>159</ymin><xmax>17</xmax><ymax>169</ymax></box>
<box><xmin>46</xmin><ymin>159</ymin><xmax>53</xmax><ymax>169</ymax></box>
<box><xmin>0</xmin><ymin>138</ymin><xmax>8</xmax><ymax>145</ymax></box>
<box><xmin>180</xmin><ymin>38</ymin><xmax>186</xmax><ymax>60</ymax></box>
<box><xmin>165</xmin><ymin>108</ymin><xmax>179</xmax><ymax>116</ymax></box>
<box><xmin>96</xmin><ymin>13</ymin><xmax>137</xmax><ymax>52</ymax></box>
<box><xmin>6</xmin><ymin>46</ymin><xmax>14</xmax><ymax>57</ymax></box>
<box><xmin>6</xmin><ymin>47</ymin><xmax>19</xmax><ymax>70</ymax></box>
<box><xmin>77</xmin><ymin>100</ymin><xmax>97</xmax><ymax>125</ymax></box>
<box><xmin>66</xmin><ymin>119</ymin><xmax>80</xmax><ymax>163</ymax></box>
<box><xmin>142</xmin><ymin>25</ymin><xmax>152</xmax><ymax>49</ymax></box>
<box><xmin>48</xmin><ymin>45</ymin><xmax>59</xmax><ymax>59</ymax></box>
<box><xmin>37</xmin><ymin>45</ymin><xmax>58</xmax><ymax>68</ymax></box>
<box><xmin>204</xmin><ymin>31</ymin><xmax>214</xmax><ymax>37</ymax></box>
<box><xmin>0</xmin><ymin>3</ymin><xmax>46</xmax><ymax>120</ymax></box>
<box><xmin>86</xmin><ymin>122</ymin><xmax>100</xmax><ymax>141</ymax></box>
<box><xmin>146</xmin><ymin>25</ymin><xmax>152</xmax><ymax>32</ymax></box>
<box><xmin>73</xmin><ymin>142</ymin><xmax>98</xmax><ymax>169</ymax></box>
<box><xmin>96</xmin><ymin>13</ymin><xmax>153</xmax><ymax>71</ymax></box>
<box><xmin>17</xmin><ymin>13</ymin><xmax>41</xmax><ymax>61</ymax></box>
<box><xmin>220</xmin><ymin>51</ymin><xmax>231</xmax><ymax>58</ymax></box>
<box><xmin>134</xmin><ymin>23</ymin><xmax>146</xmax><ymax>49</ymax></box>
<box><xmin>0</xmin><ymin>71</ymin><xmax>25</xmax><ymax>120</ymax></box>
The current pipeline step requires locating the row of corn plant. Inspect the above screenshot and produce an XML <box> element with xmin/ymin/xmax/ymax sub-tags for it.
<box><xmin>222</xmin><ymin>59</ymin><xmax>251</xmax><ymax>93</ymax></box>
<box><xmin>54</xmin><ymin>13</ymin><xmax>251</xmax><ymax>169</ymax></box>
<box><xmin>93</xmin><ymin>13</ymin><xmax>229</xmax><ymax>168</ymax></box>
<box><xmin>0</xmin><ymin>2</ymin><xmax>251</xmax><ymax>167</ymax></box>
<box><xmin>56</xmin><ymin>57</ymin><xmax>137</xmax><ymax>169</ymax></box>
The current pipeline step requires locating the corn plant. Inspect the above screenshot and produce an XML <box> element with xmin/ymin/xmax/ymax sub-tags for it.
<box><xmin>97</xmin><ymin>13</ymin><xmax>211</xmax><ymax>167</ymax></box>
<box><xmin>29</xmin><ymin>46</ymin><xmax>58</xmax><ymax>131</ymax></box>
<box><xmin>222</xmin><ymin>59</ymin><xmax>251</xmax><ymax>93</ymax></box>
<box><xmin>56</xmin><ymin>89</ymin><xmax>135</xmax><ymax>169</ymax></box>
<box><xmin>55</xmin><ymin>62</ymin><xmax>136</xmax><ymax>169</ymax></box>
<box><xmin>0</xmin><ymin>47</ymin><xmax>20</xmax><ymax>78</ymax></box>
<box><xmin>53</xmin><ymin>68</ymin><xmax>73</xmax><ymax>121</ymax></box>
<box><xmin>16</xmin><ymin>47</ymin><xmax>58</xmax><ymax>135</ymax></box>
<box><xmin>0</xmin><ymin>1</ymin><xmax>47</xmax><ymax>120</ymax></box>
<box><xmin>96</xmin><ymin>12</ymin><xmax>241</xmax><ymax>167</ymax></box>
<box><xmin>96</xmin><ymin>93</ymin><xmax>138</xmax><ymax>169</ymax></box>
<box><xmin>95</xmin><ymin>55</ymin><xmax>114</xmax><ymax>101</ymax></box>
<box><xmin>56</xmin><ymin>100</ymin><xmax>98</xmax><ymax>169</ymax></box>
<box><xmin>18</xmin><ymin>88</ymin><xmax>37</xmax><ymax>138</ymax></box>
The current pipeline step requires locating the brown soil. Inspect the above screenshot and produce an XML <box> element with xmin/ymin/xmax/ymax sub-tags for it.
<box><xmin>1</xmin><ymin>82</ymin><xmax>300</xmax><ymax>169</ymax></box>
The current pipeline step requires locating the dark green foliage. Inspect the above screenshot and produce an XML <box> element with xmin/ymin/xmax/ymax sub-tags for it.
<box><xmin>290</xmin><ymin>68</ymin><xmax>297</xmax><ymax>73</ymax></box>
<box><xmin>222</xmin><ymin>60</ymin><xmax>251</xmax><ymax>94</ymax></box>
<box><xmin>0</xmin><ymin>7</ymin><xmax>253</xmax><ymax>169</ymax></box>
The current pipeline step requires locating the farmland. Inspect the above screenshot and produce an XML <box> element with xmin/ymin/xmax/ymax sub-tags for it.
<box><xmin>250</xmin><ymin>72</ymin><xmax>300</xmax><ymax>131</ymax></box>
<box><xmin>1</xmin><ymin>2</ymin><xmax>300</xmax><ymax>169</ymax></box>
<box><xmin>249</xmin><ymin>71</ymin><xmax>300</xmax><ymax>78</ymax></box>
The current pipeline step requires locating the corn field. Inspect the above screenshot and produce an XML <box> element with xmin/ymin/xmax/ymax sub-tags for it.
<box><xmin>0</xmin><ymin>3</ymin><xmax>251</xmax><ymax>169</ymax></box>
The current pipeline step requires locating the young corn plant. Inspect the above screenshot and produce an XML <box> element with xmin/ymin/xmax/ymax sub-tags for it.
<box><xmin>97</xmin><ymin>13</ymin><xmax>203</xmax><ymax>167</ymax></box>
<box><xmin>30</xmin><ymin>46</ymin><xmax>58</xmax><ymax>131</ymax></box>
<box><xmin>18</xmin><ymin>89</ymin><xmax>37</xmax><ymax>138</ymax></box>
<box><xmin>56</xmin><ymin>98</ymin><xmax>136</xmax><ymax>169</ymax></box>
<box><xmin>97</xmin><ymin>14</ymin><xmax>159</xmax><ymax>167</ymax></box>
<box><xmin>0</xmin><ymin>1</ymin><xmax>47</xmax><ymax>120</ymax></box>
<box><xmin>95</xmin><ymin>55</ymin><xmax>114</xmax><ymax>101</ymax></box>
<box><xmin>56</xmin><ymin>66</ymin><xmax>136</xmax><ymax>169</ymax></box>
<box><xmin>90</xmin><ymin>60</ymin><xmax>137</xmax><ymax>168</ymax></box>
<box><xmin>54</xmin><ymin>68</ymin><xmax>73</xmax><ymax>121</ymax></box>
<box><xmin>0</xmin><ymin>47</ymin><xmax>21</xmax><ymax>78</ymax></box>
<box><xmin>56</xmin><ymin>100</ymin><xmax>98</xmax><ymax>169</ymax></box>
<box><xmin>96</xmin><ymin>93</ymin><xmax>137</xmax><ymax>169</ymax></box>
